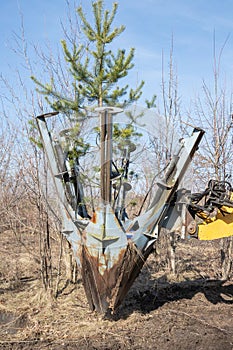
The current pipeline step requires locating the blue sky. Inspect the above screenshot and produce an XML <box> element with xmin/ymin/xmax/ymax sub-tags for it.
<box><xmin>1</xmin><ymin>0</ymin><xmax>233</xmax><ymax>112</ymax></box>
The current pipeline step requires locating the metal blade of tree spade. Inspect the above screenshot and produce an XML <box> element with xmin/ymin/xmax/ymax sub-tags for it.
<box><xmin>36</xmin><ymin>110</ymin><xmax>204</xmax><ymax>314</ymax></box>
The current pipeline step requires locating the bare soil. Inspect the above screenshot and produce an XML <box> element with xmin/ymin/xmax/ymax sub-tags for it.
<box><xmin>0</xmin><ymin>230</ymin><xmax>233</xmax><ymax>350</ymax></box>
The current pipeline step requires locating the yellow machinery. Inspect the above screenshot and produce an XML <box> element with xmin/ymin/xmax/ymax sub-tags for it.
<box><xmin>187</xmin><ymin>180</ymin><xmax>233</xmax><ymax>240</ymax></box>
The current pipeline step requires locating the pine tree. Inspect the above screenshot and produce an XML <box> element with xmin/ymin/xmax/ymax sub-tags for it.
<box><xmin>31</xmin><ymin>0</ymin><xmax>145</xmax><ymax>111</ymax></box>
<box><xmin>31</xmin><ymin>0</ymin><xmax>156</xmax><ymax>191</ymax></box>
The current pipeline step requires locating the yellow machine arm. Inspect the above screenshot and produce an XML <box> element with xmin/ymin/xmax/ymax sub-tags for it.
<box><xmin>187</xmin><ymin>180</ymin><xmax>233</xmax><ymax>241</ymax></box>
<box><xmin>198</xmin><ymin>202</ymin><xmax>233</xmax><ymax>240</ymax></box>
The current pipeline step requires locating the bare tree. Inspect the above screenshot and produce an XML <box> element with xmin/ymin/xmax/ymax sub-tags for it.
<box><xmin>0</xmin><ymin>3</ymin><xmax>83</xmax><ymax>295</ymax></box>
<box><xmin>190</xmin><ymin>34</ymin><xmax>233</xmax><ymax>280</ymax></box>
<box><xmin>149</xmin><ymin>36</ymin><xmax>182</xmax><ymax>275</ymax></box>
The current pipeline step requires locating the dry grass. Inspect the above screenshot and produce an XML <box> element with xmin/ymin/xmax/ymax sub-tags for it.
<box><xmin>0</xmin><ymin>228</ymin><xmax>233</xmax><ymax>349</ymax></box>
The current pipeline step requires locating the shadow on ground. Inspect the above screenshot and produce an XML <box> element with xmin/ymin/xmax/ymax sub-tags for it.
<box><xmin>113</xmin><ymin>275</ymin><xmax>233</xmax><ymax>320</ymax></box>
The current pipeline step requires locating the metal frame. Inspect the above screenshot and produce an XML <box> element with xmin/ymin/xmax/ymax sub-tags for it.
<box><xmin>36</xmin><ymin>109</ymin><xmax>205</xmax><ymax>313</ymax></box>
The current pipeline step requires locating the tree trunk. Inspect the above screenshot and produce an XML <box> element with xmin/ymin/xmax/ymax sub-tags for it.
<box><xmin>221</xmin><ymin>237</ymin><xmax>233</xmax><ymax>280</ymax></box>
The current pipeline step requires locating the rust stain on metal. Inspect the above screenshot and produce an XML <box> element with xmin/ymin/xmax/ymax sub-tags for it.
<box><xmin>81</xmin><ymin>245</ymin><xmax>126</xmax><ymax>313</ymax></box>
<box><xmin>91</xmin><ymin>211</ymin><xmax>97</xmax><ymax>224</ymax></box>
<box><xmin>80</xmin><ymin>240</ymin><xmax>154</xmax><ymax>313</ymax></box>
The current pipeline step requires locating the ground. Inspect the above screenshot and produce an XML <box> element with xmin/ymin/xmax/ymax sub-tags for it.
<box><xmin>0</xmin><ymin>230</ymin><xmax>233</xmax><ymax>350</ymax></box>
